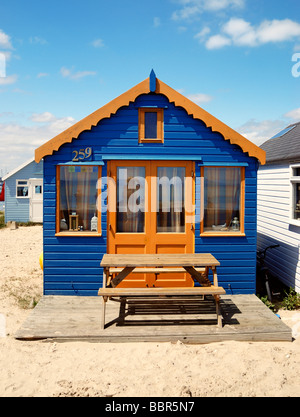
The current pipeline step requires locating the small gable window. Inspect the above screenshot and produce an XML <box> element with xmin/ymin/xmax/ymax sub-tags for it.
<box><xmin>139</xmin><ymin>108</ymin><xmax>164</xmax><ymax>143</ymax></box>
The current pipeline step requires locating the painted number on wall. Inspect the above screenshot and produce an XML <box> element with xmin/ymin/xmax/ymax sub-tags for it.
<box><xmin>72</xmin><ymin>147</ymin><xmax>92</xmax><ymax>162</ymax></box>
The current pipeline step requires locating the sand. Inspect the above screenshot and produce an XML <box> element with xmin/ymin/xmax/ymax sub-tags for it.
<box><xmin>0</xmin><ymin>225</ymin><xmax>299</xmax><ymax>397</ymax></box>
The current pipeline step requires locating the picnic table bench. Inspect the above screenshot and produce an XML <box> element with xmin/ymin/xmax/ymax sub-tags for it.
<box><xmin>98</xmin><ymin>254</ymin><xmax>225</xmax><ymax>329</ymax></box>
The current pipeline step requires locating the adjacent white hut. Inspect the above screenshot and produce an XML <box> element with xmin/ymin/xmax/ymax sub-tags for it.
<box><xmin>258</xmin><ymin>121</ymin><xmax>300</xmax><ymax>293</ymax></box>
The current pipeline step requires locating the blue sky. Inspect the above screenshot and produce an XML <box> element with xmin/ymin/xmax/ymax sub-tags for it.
<box><xmin>0</xmin><ymin>0</ymin><xmax>300</xmax><ymax>174</ymax></box>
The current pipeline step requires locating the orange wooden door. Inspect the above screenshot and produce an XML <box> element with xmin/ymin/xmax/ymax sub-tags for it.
<box><xmin>107</xmin><ymin>160</ymin><xmax>195</xmax><ymax>287</ymax></box>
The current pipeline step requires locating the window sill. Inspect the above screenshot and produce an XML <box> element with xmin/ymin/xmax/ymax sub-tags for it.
<box><xmin>200</xmin><ymin>232</ymin><xmax>245</xmax><ymax>237</ymax></box>
<box><xmin>289</xmin><ymin>219</ymin><xmax>300</xmax><ymax>227</ymax></box>
<box><xmin>55</xmin><ymin>231</ymin><xmax>102</xmax><ymax>237</ymax></box>
<box><xmin>139</xmin><ymin>138</ymin><xmax>163</xmax><ymax>143</ymax></box>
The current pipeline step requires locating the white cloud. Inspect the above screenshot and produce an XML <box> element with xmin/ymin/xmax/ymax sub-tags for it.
<box><xmin>60</xmin><ymin>66</ymin><xmax>96</xmax><ymax>80</ymax></box>
<box><xmin>0</xmin><ymin>112</ymin><xmax>76</xmax><ymax>173</ymax></box>
<box><xmin>257</xmin><ymin>19</ymin><xmax>300</xmax><ymax>44</ymax></box>
<box><xmin>92</xmin><ymin>38</ymin><xmax>105</xmax><ymax>48</ymax></box>
<box><xmin>0</xmin><ymin>51</ymin><xmax>12</xmax><ymax>62</ymax></box>
<box><xmin>237</xmin><ymin>118</ymin><xmax>287</xmax><ymax>146</ymax></box>
<box><xmin>0</xmin><ymin>29</ymin><xmax>13</xmax><ymax>49</ymax></box>
<box><xmin>202</xmin><ymin>17</ymin><xmax>300</xmax><ymax>49</ymax></box>
<box><xmin>0</xmin><ymin>74</ymin><xmax>18</xmax><ymax>85</ymax></box>
<box><xmin>172</xmin><ymin>0</ymin><xmax>245</xmax><ymax>20</ymax></box>
<box><xmin>29</xmin><ymin>36</ymin><xmax>48</xmax><ymax>45</ymax></box>
<box><xmin>187</xmin><ymin>92</ymin><xmax>213</xmax><ymax>104</ymax></box>
<box><xmin>30</xmin><ymin>112</ymin><xmax>57</xmax><ymax>123</ymax></box>
<box><xmin>237</xmin><ymin>108</ymin><xmax>300</xmax><ymax>146</ymax></box>
<box><xmin>204</xmin><ymin>0</ymin><xmax>244</xmax><ymax>11</ymax></box>
<box><xmin>284</xmin><ymin>108</ymin><xmax>300</xmax><ymax>121</ymax></box>
<box><xmin>222</xmin><ymin>17</ymin><xmax>256</xmax><ymax>46</ymax></box>
<box><xmin>172</xmin><ymin>5</ymin><xmax>199</xmax><ymax>20</ymax></box>
<box><xmin>205</xmin><ymin>34</ymin><xmax>231</xmax><ymax>49</ymax></box>
<box><xmin>194</xmin><ymin>26</ymin><xmax>211</xmax><ymax>40</ymax></box>
<box><xmin>37</xmin><ymin>72</ymin><xmax>49</xmax><ymax>78</ymax></box>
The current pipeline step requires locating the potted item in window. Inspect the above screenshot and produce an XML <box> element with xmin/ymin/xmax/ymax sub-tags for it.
<box><xmin>69</xmin><ymin>213</ymin><xmax>79</xmax><ymax>231</ymax></box>
<box><xmin>60</xmin><ymin>218</ymin><xmax>68</xmax><ymax>230</ymax></box>
<box><xmin>91</xmin><ymin>214</ymin><xmax>98</xmax><ymax>232</ymax></box>
<box><xmin>212</xmin><ymin>222</ymin><xmax>227</xmax><ymax>231</ymax></box>
<box><xmin>231</xmin><ymin>217</ymin><xmax>240</xmax><ymax>231</ymax></box>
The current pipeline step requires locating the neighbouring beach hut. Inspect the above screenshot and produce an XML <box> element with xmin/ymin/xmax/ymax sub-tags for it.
<box><xmin>35</xmin><ymin>71</ymin><xmax>265</xmax><ymax>296</ymax></box>
<box><xmin>258</xmin><ymin>121</ymin><xmax>300</xmax><ymax>293</ymax></box>
<box><xmin>3</xmin><ymin>158</ymin><xmax>43</xmax><ymax>223</ymax></box>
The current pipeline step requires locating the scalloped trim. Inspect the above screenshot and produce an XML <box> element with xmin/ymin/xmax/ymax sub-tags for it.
<box><xmin>35</xmin><ymin>77</ymin><xmax>265</xmax><ymax>165</ymax></box>
<box><xmin>156</xmin><ymin>79</ymin><xmax>265</xmax><ymax>164</ymax></box>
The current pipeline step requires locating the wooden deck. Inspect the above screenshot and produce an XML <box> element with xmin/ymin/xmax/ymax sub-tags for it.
<box><xmin>15</xmin><ymin>294</ymin><xmax>292</xmax><ymax>343</ymax></box>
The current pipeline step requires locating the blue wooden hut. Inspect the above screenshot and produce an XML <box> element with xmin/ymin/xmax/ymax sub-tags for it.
<box><xmin>35</xmin><ymin>72</ymin><xmax>265</xmax><ymax>296</ymax></box>
<box><xmin>3</xmin><ymin>158</ymin><xmax>43</xmax><ymax>223</ymax></box>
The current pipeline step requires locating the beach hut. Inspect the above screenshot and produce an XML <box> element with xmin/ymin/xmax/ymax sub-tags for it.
<box><xmin>35</xmin><ymin>71</ymin><xmax>265</xmax><ymax>296</ymax></box>
<box><xmin>3</xmin><ymin>158</ymin><xmax>43</xmax><ymax>223</ymax></box>
<box><xmin>0</xmin><ymin>177</ymin><xmax>4</xmax><ymax>211</ymax></box>
<box><xmin>258</xmin><ymin>121</ymin><xmax>300</xmax><ymax>293</ymax></box>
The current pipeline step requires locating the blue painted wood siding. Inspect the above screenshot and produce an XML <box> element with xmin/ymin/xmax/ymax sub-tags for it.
<box><xmin>5</xmin><ymin>161</ymin><xmax>43</xmax><ymax>222</ymax></box>
<box><xmin>43</xmin><ymin>94</ymin><xmax>258</xmax><ymax>296</ymax></box>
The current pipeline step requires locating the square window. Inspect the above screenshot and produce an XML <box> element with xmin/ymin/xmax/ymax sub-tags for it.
<box><xmin>16</xmin><ymin>180</ymin><xmax>29</xmax><ymax>198</ymax></box>
<box><xmin>201</xmin><ymin>167</ymin><xmax>245</xmax><ymax>235</ymax></box>
<box><xmin>56</xmin><ymin>165</ymin><xmax>101</xmax><ymax>235</ymax></box>
<box><xmin>139</xmin><ymin>108</ymin><xmax>164</xmax><ymax>143</ymax></box>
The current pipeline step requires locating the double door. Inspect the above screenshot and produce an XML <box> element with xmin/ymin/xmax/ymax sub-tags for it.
<box><xmin>107</xmin><ymin>160</ymin><xmax>195</xmax><ymax>287</ymax></box>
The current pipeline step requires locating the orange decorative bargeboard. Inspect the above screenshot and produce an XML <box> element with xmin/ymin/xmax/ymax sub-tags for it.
<box><xmin>35</xmin><ymin>75</ymin><xmax>266</xmax><ymax>165</ymax></box>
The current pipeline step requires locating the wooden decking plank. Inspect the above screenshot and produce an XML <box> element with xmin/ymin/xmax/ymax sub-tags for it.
<box><xmin>15</xmin><ymin>295</ymin><xmax>292</xmax><ymax>343</ymax></box>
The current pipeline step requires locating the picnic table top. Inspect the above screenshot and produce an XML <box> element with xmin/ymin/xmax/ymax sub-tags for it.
<box><xmin>100</xmin><ymin>253</ymin><xmax>220</xmax><ymax>268</ymax></box>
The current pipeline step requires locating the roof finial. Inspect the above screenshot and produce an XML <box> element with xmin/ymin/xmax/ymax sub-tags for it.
<box><xmin>149</xmin><ymin>69</ymin><xmax>156</xmax><ymax>92</ymax></box>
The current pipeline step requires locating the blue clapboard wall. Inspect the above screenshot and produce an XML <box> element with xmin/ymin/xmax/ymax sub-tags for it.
<box><xmin>43</xmin><ymin>93</ymin><xmax>258</xmax><ymax>296</ymax></box>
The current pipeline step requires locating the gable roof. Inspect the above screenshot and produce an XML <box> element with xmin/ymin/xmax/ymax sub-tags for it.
<box><xmin>3</xmin><ymin>157</ymin><xmax>35</xmax><ymax>181</ymax></box>
<box><xmin>260</xmin><ymin>121</ymin><xmax>300</xmax><ymax>164</ymax></box>
<box><xmin>35</xmin><ymin>73</ymin><xmax>265</xmax><ymax>165</ymax></box>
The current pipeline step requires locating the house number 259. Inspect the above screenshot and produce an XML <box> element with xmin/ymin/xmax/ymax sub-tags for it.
<box><xmin>72</xmin><ymin>147</ymin><xmax>92</xmax><ymax>162</ymax></box>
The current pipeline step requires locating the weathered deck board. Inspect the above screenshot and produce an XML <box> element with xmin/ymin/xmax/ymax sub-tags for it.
<box><xmin>15</xmin><ymin>294</ymin><xmax>292</xmax><ymax>343</ymax></box>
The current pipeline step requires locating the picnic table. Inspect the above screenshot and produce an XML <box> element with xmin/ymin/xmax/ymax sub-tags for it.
<box><xmin>98</xmin><ymin>254</ymin><xmax>225</xmax><ymax>329</ymax></box>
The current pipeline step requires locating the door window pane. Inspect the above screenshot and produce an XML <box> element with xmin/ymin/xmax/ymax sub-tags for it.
<box><xmin>117</xmin><ymin>167</ymin><xmax>145</xmax><ymax>233</ymax></box>
<box><xmin>35</xmin><ymin>185</ymin><xmax>42</xmax><ymax>194</ymax></box>
<box><xmin>157</xmin><ymin>167</ymin><xmax>185</xmax><ymax>233</ymax></box>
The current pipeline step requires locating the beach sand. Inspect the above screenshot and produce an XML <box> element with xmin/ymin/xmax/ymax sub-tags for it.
<box><xmin>0</xmin><ymin>226</ymin><xmax>299</xmax><ymax>397</ymax></box>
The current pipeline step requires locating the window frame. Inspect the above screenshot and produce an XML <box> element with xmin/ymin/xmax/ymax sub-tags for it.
<box><xmin>200</xmin><ymin>166</ymin><xmax>245</xmax><ymax>237</ymax></box>
<box><xmin>55</xmin><ymin>165</ymin><xmax>102</xmax><ymax>236</ymax></box>
<box><xmin>138</xmin><ymin>108</ymin><xmax>164</xmax><ymax>143</ymax></box>
<box><xmin>289</xmin><ymin>163</ymin><xmax>300</xmax><ymax>226</ymax></box>
<box><xmin>16</xmin><ymin>180</ymin><xmax>29</xmax><ymax>198</ymax></box>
